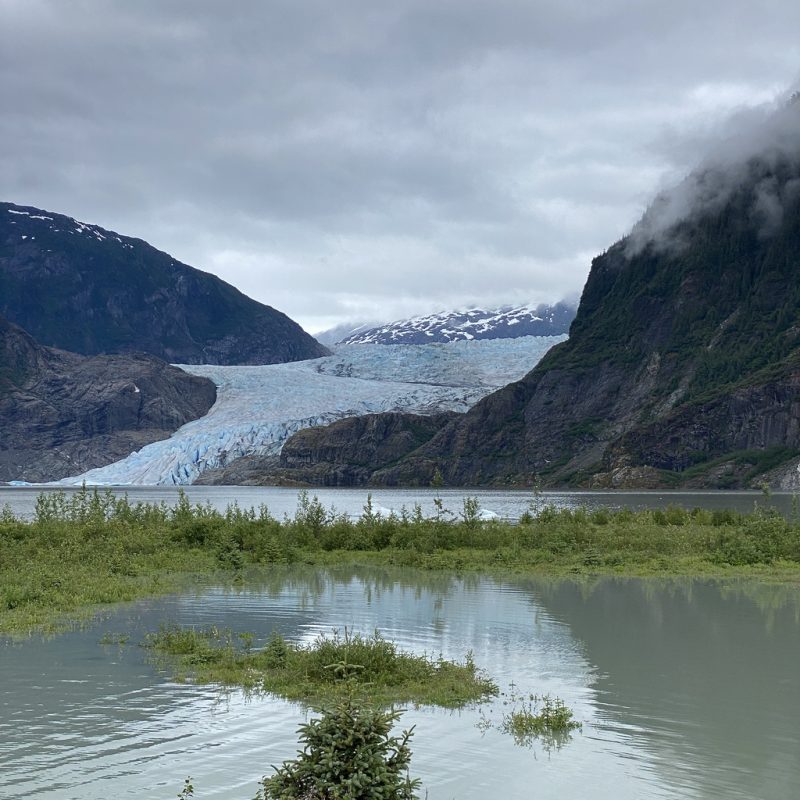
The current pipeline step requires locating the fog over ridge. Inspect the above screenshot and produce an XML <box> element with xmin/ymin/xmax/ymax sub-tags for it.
<box><xmin>628</xmin><ymin>87</ymin><xmax>800</xmax><ymax>254</ymax></box>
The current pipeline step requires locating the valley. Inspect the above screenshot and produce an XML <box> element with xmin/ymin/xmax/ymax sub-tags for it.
<box><xmin>56</xmin><ymin>336</ymin><xmax>565</xmax><ymax>486</ymax></box>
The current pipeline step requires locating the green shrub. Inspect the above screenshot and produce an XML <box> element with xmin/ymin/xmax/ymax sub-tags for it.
<box><xmin>256</xmin><ymin>697</ymin><xmax>420</xmax><ymax>800</ymax></box>
<box><xmin>145</xmin><ymin>627</ymin><xmax>498</xmax><ymax>708</ymax></box>
<box><xmin>710</xmin><ymin>510</ymin><xmax>798</xmax><ymax>565</ymax></box>
<box><xmin>711</xmin><ymin>508</ymin><xmax>740</xmax><ymax>526</ymax></box>
<box><xmin>501</xmin><ymin>695</ymin><xmax>581</xmax><ymax>740</ymax></box>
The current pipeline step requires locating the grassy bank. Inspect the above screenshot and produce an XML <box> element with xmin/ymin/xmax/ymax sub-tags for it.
<box><xmin>2</xmin><ymin>488</ymin><xmax>800</xmax><ymax>635</ymax></box>
<box><xmin>146</xmin><ymin>626</ymin><xmax>497</xmax><ymax>707</ymax></box>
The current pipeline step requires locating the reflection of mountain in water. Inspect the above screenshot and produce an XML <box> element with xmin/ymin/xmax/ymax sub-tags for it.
<box><xmin>532</xmin><ymin>578</ymin><xmax>800</xmax><ymax>799</ymax></box>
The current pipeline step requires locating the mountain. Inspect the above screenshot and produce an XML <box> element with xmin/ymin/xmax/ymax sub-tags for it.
<box><xmin>336</xmin><ymin>302</ymin><xmax>576</xmax><ymax>345</ymax></box>
<box><xmin>272</xmin><ymin>101</ymin><xmax>800</xmax><ymax>490</ymax></box>
<box><xmin>314</xmin><ymin>321</ymin><xmax>381</xmax><ymax>347</ymax></box>
<box><xmin>0</xmin><ymin>202</ymin><xmax>329</xmax><ymax>365</ymax></box>
<box><xmin>0</xmin><ymin>316</ymin><xmax>216</xmax><ymax>483</ymax></box>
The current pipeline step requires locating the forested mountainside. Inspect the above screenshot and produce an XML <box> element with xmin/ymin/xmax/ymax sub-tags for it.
<box><xmin>0</xmin><ymin>316</ymin><xmax>216</xmax><ymax>482</ymax></box>
<box><xmin>0</xmin><ymin>202</ymin><xmax>329</xmax><ymax>365</ymax></box>
<box><xmin>273</xmin><ymin>102</ymin><xmax>800</xmax><ymax>489</ymax></box>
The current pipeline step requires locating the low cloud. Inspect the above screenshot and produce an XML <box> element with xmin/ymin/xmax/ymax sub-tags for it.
<box><xmin>628</xmin><ymin>88</ymin><xmax>800</xmax><ymax>254</ymax></box>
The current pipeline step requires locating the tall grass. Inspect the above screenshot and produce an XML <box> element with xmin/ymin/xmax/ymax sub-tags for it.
<box><xmin>145</xmin><ymin>627</ymin><xmax>498</xmax><ymax>708</ymax></box>
<box><xmin>2</xmin><ymin>488</ymin><xmax>800</xmax><ymax>634</ymax></box>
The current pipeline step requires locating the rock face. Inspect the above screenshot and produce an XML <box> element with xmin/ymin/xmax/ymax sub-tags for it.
<box><xmin>0</xmin><ymin>202</ymin><xmax>329</xmax><ymax>365</ymax></box>
<box><xmin>0</xmin><ymin>316</ymin><xmax>217</xmax><ymax>482</ymax></box>
<box><xmin>337</xmin><ymin>302</ymin><xmax>575</xmax><ymax>345</ymax></box>
<box><xmin>356</xmin><ymin>106</ymin><xmax>800</xmax><ymax>489</ymax></box>
<box><xmin>195</xmin><ymin>412</ymin><xmax>457</xmax><ymax>486</ymax></box>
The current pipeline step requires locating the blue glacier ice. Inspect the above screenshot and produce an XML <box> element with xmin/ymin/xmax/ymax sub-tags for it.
<box><xmin>60</xmin><ymin>336</ymin><xmax>565</xmax><ymax>486</ymax></box>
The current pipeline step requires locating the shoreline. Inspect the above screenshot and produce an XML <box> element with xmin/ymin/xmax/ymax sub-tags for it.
<box><xmin>3</xmin><ymin>490</ymin><xmax>799</xmax><ymax>635</ymax></box>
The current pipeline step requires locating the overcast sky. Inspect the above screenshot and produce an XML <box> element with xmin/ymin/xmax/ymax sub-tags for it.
<box><xmin>2</xmin><ymin>1</ymin><xmax>799</xmax><ymax>333</ymax></box>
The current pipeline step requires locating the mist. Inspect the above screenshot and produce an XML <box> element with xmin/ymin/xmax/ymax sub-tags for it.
<box><xmin>628</xmin><ymin>86</ymin><xmax>800</xmax><ymax>254</ymax></box>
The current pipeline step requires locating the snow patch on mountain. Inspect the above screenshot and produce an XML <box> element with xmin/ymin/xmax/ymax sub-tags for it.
<box><xmin>314</xmin><ymin>320</ymin><xmax>381</xmax><ymax>347</ymax></box>
<box><xmin>338</xmin><ymin>302</ymin><xmax>576</xmax><ymax>345</ymax></box>
<box><xmin>59</xmin><ymin>336</ymin><xmax>565</xmax><ymax>486</ymax></box>
<box><xmin>6</xmin><ymin>205</ymin><xmax>135</xmax><ymax>247</ymax></box>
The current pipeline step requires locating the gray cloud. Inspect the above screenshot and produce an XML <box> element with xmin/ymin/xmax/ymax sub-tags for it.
<box><xmin>628</xmin><ymin>93</ymin><xmax>800</xmax><ymax>253</ymax></box>
<box><xmin>2</xmin><ymin>1</ymin><xmax>800</xmax><ymax>331</ymax></box>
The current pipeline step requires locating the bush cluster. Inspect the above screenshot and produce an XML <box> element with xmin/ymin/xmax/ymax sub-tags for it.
<box><xmin>3</xmin><ymin>488</ymin><xmax>800</xmax><ymax>634</ymax></box>
<box><xmin>145</xmin><ymin>627</ymin><xmax>497</xmax><ymax>708</ymax></box>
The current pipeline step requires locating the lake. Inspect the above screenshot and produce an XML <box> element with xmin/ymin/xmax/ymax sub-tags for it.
<box><xmin>0</xmin><ymin>484</ymin><xmax>794</xmax><ymax>521</ymax></box>
<box><xmin>2</xmin><ymin>568</ymin><xmax>799</xmax><ymax>799</ymax></box>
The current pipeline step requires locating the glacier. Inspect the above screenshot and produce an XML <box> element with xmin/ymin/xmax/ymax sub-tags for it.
<box><xmin>60</xmin><ymin>336</ymin><xmax>566</xmax><ymax>486</ymax></box>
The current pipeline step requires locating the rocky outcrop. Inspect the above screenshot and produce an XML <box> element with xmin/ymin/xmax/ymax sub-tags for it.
<box><xmin>0</xmin><ymin>202</ymin><xmax>329</xmax><ymax>365</ymax></box>
<box><xmin>614</xmin><ymin>362</ymin><xmax>800</xmax><ymax>467</ymax></box>
<box><xmin>0</xmin><ymin>317</ymin><xmax>216</xmax><ymax>482</ymax></box>
<box><xmin>195</xmin><ymin>412</ymin><xmax>456</xmax><ymax>486</ymax></box>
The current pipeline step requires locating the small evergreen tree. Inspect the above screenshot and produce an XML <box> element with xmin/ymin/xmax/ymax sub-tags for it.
<box><xmin>256</xmin><ymin>692</ymin><xmax>420</xmax><ymax>800</ymax></box>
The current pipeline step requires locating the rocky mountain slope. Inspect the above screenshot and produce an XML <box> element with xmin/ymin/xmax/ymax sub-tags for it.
<box><xmin>277</xmin><ymin>100</ymin><xmax>800</xmax><ymax>489</ymax></box>
<box><xmin>0</xmin><ymin>316</ymin><xmax>216</xmax><ymax>482</ymax></box>
<box><xmin>0</xmin><ymin>202</ymin><xmax>328</xmax><ymax>365</ymax></box>
<box><xmin>196</xmin><ymin>412</ymin><xmax>457</xmax><ymax>486</ymax></box>
<box><xmin>336</xmin><ymin>302</ymin><xmax>575</xmax><ymax>345</ymax></box>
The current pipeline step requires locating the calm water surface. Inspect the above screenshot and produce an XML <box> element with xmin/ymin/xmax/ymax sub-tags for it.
<box><xmin>0</xmin><ymin>485</ymin><xmax>793</xmax><ymax>520</ymax></box>
<box><xmin>2</xmin><ymin>569</ymin><xmax>799</xmax><ymax>799</ymax></box>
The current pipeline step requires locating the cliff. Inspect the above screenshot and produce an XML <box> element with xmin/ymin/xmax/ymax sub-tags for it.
<box><xmin>0</xmin><ymin>317</ymin><xmax>217</xmax><ymax>482</ymax></box>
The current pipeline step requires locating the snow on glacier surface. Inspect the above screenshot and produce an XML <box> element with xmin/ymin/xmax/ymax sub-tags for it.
<box><xmin>62</xmin><ymin>336</ymin><xmax>565</xmax><ymax>486</ymax></box>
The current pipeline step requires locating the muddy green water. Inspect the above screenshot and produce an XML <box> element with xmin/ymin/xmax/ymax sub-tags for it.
<box><xmin>2</xmin><ymin>569</ymin><xmax>799</xmax><ymax>799</ymax></box>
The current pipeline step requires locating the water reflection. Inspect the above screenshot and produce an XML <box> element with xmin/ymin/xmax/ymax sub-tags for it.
<box><xmin>533</xmin><ymin>578</ymin><xmax>800</xmax><ymax>799</ymax></box>
<box><xmin>1</xmin><ymin>569</ymin><xmax>799</xmax><ymax>799</ymax></box>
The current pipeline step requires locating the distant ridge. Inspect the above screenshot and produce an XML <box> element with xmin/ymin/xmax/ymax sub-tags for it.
<box><xmin>0</xmin><ymin>202</ymin><xmax>329</xmax><ymax>365</ymax></box>
<box><xmin>337</xmin><ymin>302</ymin><xmax>576</xmax><ymax>345</ymax></box>
<box><xmin>314</xmin><ymin>320</ymin><xmax>381</xmax><ymax>347</ymax></box>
